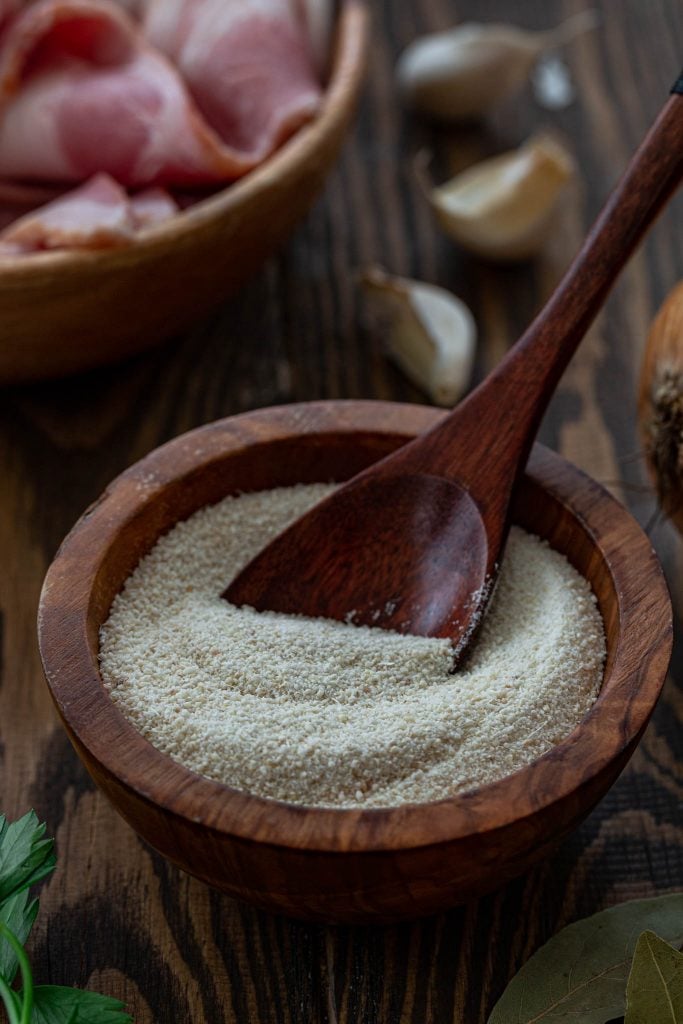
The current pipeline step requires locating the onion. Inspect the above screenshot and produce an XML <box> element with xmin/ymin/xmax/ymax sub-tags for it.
<box><xmin>638</xmin><ymin>280</ymin><xmax>683</xmax><ymax>533</ymax></box>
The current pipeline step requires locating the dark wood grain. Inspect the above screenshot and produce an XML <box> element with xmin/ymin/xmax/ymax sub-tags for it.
<box><xmin>1</xmin><ymin>0</ymin><xmax>683</xmax><ymax>1020</ymax></box>
<box><xmin>225</xmin><ymin>92</ymin><xmax>683</xmax><ymax>657</ymax></box>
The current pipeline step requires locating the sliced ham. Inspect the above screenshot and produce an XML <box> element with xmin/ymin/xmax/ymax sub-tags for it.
<box><xmin>0</xmin><ymin>170</ymin><xmax>178</xmax><ymax>252</ymax></box>
<box><xmin>0</xmin><ymin>0</ymin><xmax>254</xmax><ymax>186</ymax></box>
<box><xmin>0</xmin><ymin>176</ymin><xmax>66</xmax><ymax>230</ymax></box>
<box><xmin>0</xmin><ymin>1</ymin><xmax>19</xmax><ymax>28</ymax></box>
<box><xmin>145</xmin><ymin>0</ymin><xmax>322</xmax><ymax>170</ymax></box>
<box><xmin>113</xmin><ymin>0</ymin><xmax>146</xmax><ymax>16</ymax></box>
<box><xmin>294</xmin><ymin>0</ymin><xmax>335</xmax><ymax>76</ymax></box>
<box><xmin>129</xmin><ymin>184</ymin><xmax>179</xmax><ymax>226</ymax></box>
<box><xmin>0</xmin><ymin>177</ymin><xmax>65</xmax><ymax>205</ymax></box>
<box><xmin>0</xmin><ymin>0</ymin><xmax>327</xmax><ymax>251</ymax></box>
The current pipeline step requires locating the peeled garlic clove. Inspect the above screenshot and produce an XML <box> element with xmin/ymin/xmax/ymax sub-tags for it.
<box><xmin>396</xmin><ymin>11</ymin><xmax>599</xmax><ymax>122</ymax></box>
<box><xmin>360</xmin><ymin>266</ymin><xmax>476</xmax><ymax>407</ymax></box>
<box><xmin>420</xmin><ymin>134</ymin><xmax>574</xmax><ymax>262</ymax></box>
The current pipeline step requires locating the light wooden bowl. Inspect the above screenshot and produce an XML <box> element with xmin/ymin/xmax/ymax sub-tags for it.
<box><xmin>38</xmin><ymin>401</ymin><xmax>672</xmax><ymax>924</ymax></box>
<box><xmin>0</xmin><ymin>3</ymin><xmax>368</xmax><ymax>383</ymax></box>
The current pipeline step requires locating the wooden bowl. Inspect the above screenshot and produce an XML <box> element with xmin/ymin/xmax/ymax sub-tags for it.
<box><xmin>38</xmin><ymin>401</ymin><xmax>672</xmax><ymax>924</ymax></box>
<box><xmin>0</xmin><ymin>3</ymin><xmax>368</xmax><ymax>383</ymax></box>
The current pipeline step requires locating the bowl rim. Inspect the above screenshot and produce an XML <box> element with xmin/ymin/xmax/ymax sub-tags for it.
<box><xmin>38</xmin><ymin>400</ymin><xmax>673</xmax><ymax>854</ymax></box>
<box><xmin>0</xmin><ymin>0</ymin><xmax>368</xmax><ymax>273</ymax></box>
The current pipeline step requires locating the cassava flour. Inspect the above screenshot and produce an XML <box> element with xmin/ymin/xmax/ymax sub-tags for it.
<box><xmin>99</xmin><ymin>484</ymin><xmax>605</xmax><ymax>808</ymax></box>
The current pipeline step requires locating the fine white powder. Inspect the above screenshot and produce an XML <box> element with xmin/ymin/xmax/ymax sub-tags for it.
<box><xmin>99</xmin><ymin>484</ymin><xmax>605</xmax><ymax>808</ymax></box>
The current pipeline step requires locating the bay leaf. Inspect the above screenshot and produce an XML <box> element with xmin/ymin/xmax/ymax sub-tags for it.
<box><xmin>625</xmin><ymin>930</ymin><xmax>683</xmax><ymax>1024</ymax></box>
<box><xmin>488</xmin><ymin>893</ymin><xmax>683</xmax><ymax>1023</ymax></box>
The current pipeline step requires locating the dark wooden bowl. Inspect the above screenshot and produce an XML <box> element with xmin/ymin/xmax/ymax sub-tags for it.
<box><xmin>38</xmin><ymin>401</ymin><xmax>672</xmax><ymax>924</ymax></box>
<box><xmin>0</xmin><ymin>3</ymin><xmax>368</xmax><ymax>383</ymax></box>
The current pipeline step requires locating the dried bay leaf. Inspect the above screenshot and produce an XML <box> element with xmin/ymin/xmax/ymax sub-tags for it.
<box><xmin>625</xmin><ymin>930</ymin><xmax>683</xmax><ymax>1024</ymax></box>
<box><xmin>488</xmin><ymin>894</ymin><xmax>683</xmax><ymax>1024</ymax></box>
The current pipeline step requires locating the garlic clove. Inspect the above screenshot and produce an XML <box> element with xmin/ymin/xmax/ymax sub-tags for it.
<box><xmin>397</xmin><ymin>23</ymin><xmax>540</xmax><ymax>122</ymax></box>
<box><xmin>396</xmin><ymin>11</ymin><xmax>599</xmax><ymax>122</ymax></box>
<box><xmin>419</xmin><ymin>134</ymin><xmax>575</xmax><ymax>262</ymax></box>
<box><xmin>360</xmin><ymin>265</ymin><xmax>477</xmax><ymax>407</ymax></box>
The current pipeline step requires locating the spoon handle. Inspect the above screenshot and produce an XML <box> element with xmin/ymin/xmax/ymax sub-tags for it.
<box><xmin>404</xmin><ymin>82</ymin><xmax>683</xmax><ymax>491</ymax></box>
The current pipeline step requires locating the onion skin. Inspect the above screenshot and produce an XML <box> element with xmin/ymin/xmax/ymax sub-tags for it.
<box><xmin>638</xmin><ymin>280</ymin><xmax>683</xmax><ymax>534</ymax></box>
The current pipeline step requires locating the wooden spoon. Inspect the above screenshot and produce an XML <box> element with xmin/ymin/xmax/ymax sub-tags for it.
<box><xmin>225</xmin><ymin>78</ymin><xmax>683</xmax><ymax>662</ymax></box>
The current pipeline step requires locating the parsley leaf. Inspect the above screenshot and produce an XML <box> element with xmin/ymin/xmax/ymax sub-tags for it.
<box><xmin>0</xmin><ymin>890</ymin><xmax>39</xmax><ymax>984</ymax></box>
<box><xmin>1</xmin><ymin>923</ymin><xmax>133</xmax><ymax>1023</ymax></box>
<box><xmin>0</xmin><ymin>811</ymin><xmax>132</xmax><ymax>1024</ymax></box>
<box><xmin>0</xmin><ymin>812</ymin><xmax>56</xmax><ymax>904</ymax></box>
<box><xmin>31</xmin><ymin>987</ymin><xmax>133</xmax><ymax>1024</ymax></box>
<box><xmin>0</xmin><ymin>972</ymin><xmax>21</xmax><ymax>1024</ymax></box>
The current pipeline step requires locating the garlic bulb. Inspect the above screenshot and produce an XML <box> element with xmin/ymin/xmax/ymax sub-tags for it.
<box><xmin>638</xmin><ymin>280</ymin><xmax>683</xmax><ymax>535</ymax></box>
<box><xmin>360</xmin><ymin>266</ymin><xmax>476</xmax><ymax>407</ymax></box>
<box><xmin>419</xmin><ymin>134</ymin><xmax>574</xmax><ymax>262</ymax></box>
<box><xmin>396</xmin><ymin>11</ymin><xmax>598</xmax><ymax>122</ymax></box>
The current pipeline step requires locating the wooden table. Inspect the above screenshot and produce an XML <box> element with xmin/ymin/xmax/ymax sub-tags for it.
<box><xmin>2</xmin><ymin>1</ymin><xmax>682</xmax><ymax>1020</ymax></box>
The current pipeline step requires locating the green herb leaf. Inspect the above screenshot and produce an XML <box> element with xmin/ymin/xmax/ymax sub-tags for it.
<box><xmin>0</xmin><ymin>812</ymin><xmax>55</xmax><ymax>905</ymax></box>
<box><xmin>0</xmin><ymin>890</ymin><xmax>39</xmax><ymax>984</ymax></box>
<box><xmin>488</xmin><ymin>894</ymin><xmax>683</xmax><ymax>1024</ymax></box>
<box><xmin>0</xmin><ymin>920</ymin><xmax>34</xmax><ymax>1024</ymax></box>
<box><xmin>0</xmin><ymin>812</ymin><xmax>132</xmax><ymax>1024</ymax></box>
<box><xmin>31</xmin><ymin>986</ymin><xmax>133</xmax><ymax>1024</ymax></box>
<box><xmin>625</xmin><ymin>930</ymin><xmax>683</xmax><ymax>1024</ymax></box>
<box><xmin>0</xmin><ymin>970</ymin><xmax>22</xmax><ymax>1024</ymax></box>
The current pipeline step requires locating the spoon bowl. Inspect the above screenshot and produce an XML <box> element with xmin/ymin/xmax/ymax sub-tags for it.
<box><xmin>226</xmin><ymin>472</ymin><xmax>490</xmax><ymax>643</ymax></box>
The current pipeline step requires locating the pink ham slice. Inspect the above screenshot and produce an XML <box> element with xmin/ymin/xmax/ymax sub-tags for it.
<box><xmin>0</xmin><ymin>0</ymin><xmax>256</xmax><ymax>186</ymax></box>
<box><xmin>128</xmin><ymin>184</ymin><xmax>178</xmax><ymax>226</ymax></box>
<box><xmin>0</xmin><ymin>1</ymin><xmax>18</xmax><ymax>28</ymax></box>
<box><xmin>293</xmin><ymin>0</ymin><xmax>334</xmax><ymax>76</ymax></box>
<box><xmin>0</xmin><ymin>170</ymin><xmax>178</xmax><ymax>252</ymax></box>
<box><xmin>0</xmin><ymin>177</ymin><xmax>66</xmax><ymax>231</ymax></box>
<box><xmin>145</xmin><ymin>0</ymin><xmax>322</xmax><ymax>171</ymax></box>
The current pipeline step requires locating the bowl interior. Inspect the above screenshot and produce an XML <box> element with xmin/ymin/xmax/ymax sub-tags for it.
<box><xmin>88</xmin><ymin>431</ymin><xmax>617</xmax><ymax>669</ymax></box>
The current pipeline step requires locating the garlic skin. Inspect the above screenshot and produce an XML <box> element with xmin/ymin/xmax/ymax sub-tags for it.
<box><xmin>638</xmin><ymin>280</ymin><xmax>683</xmax><ymax>535</ymax></box>
<box><xmin>420</xmin><ymin>134</ymin><xmax>574</xmax><ymax>262</ymax></box>
<box><xmin>532</xmin><ymin>54</ymin><xmax>575</xmax><ymax>110</ymax></box>
<box><xmin>361</xmin><ymin>266</ymin><xmax>476</xmax><ymax>407</ymax></box>
<box><xmin>398</xmin><ymin>24</ymin><xmax>540</xmax><ymax>122</ymax></box>
<box><xmin>396</xmin><ymin>12</ymin><xmax>599</xmax><ymax>122</ymax></box>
